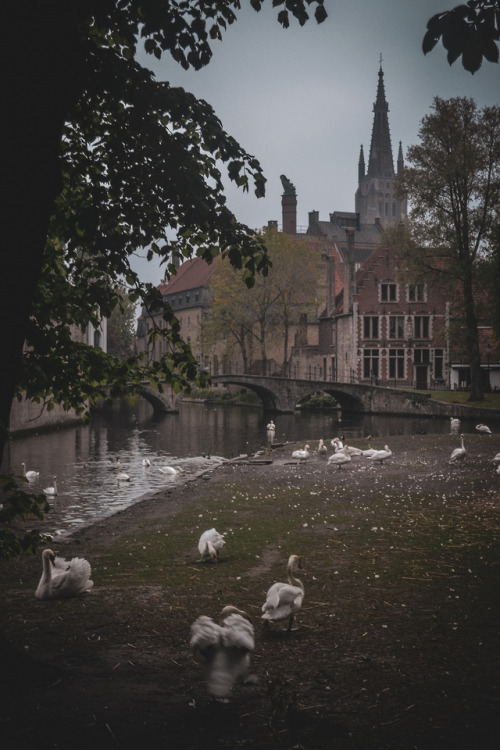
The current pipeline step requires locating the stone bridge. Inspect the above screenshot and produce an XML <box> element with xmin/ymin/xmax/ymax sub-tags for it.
<box><xmin>210</xmin><ymin>374</ymin><xmax>465</xmax><ymax>417</ymax></box>
<box><xmin>139</xmin><ymin>383</ymin><xmax>183</xmax><ymax>414</ymax></box>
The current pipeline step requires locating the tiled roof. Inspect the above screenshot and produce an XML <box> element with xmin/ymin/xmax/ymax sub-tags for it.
<box><xmin>158</xmin><ymin>257</ymin><xmax>219</xmax><ymax>296</ymax></box>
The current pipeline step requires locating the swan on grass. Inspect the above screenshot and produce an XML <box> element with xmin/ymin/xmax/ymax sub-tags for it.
<box><xmin>491</xmin><ymin>452</ymin><xmax>500</xmax><ymax>463</ymax></box>
<box><xmin>292</xmin><ymin>445</ymin><xmax>310</xmax><ymax>462</ymax></box>
<box><xmin>43</xmin><ymin>477</ymin><xmax>58</xmax><ymax>495</ymax></box>
<box><xmin>476</xmin><ymin>423</ymin><xmax>492</xmax><ymax>435</ymax></box>
<box><xmin>450</xmin><ymin>417</ymin><xmax>461</xmax><ymax>431</ymax></box>
<box><xmin>190</xmin><ymin>606</ymin><xmax>254</xmax><ymax>701</ymax></box>
<box><xmin>317</xmin><ymin>439</ymin><xmax>328</xmax><ymax>457</ymax></box>
<box><xmin>198</xmin><ymin>528</ymin><xmax>225</xmax><ymax>562</ymax></box>
<box><xmin>327</xmin><ymin>445</ymin><xmax>351</xmax><ymax>470</ymax></box>
<box><xmin>21</xmin><ymin>462</ymin><xmax>39</xmax><ymax>481</ymax></box>
<box><xmin>266</xmin><ymin>420</ymin><xmax>276</xmax><ymax>431</ymax></box>
<box><xmin>262</xmin><ymin>554</ymin><xmax>304</xmax><ymax>632</ymax></box>
<box><xmin>35</xmin><ymin>548</ymin><xmax>93</xmax><ymax>600</ymax></box>
<box><xmin>449</xmin><ymin>433</ymin><xmax>467</xmax><ymax>463</ymax></box>
<box><xmin>367</xmin><ymin>445</ymin><xmax>393</xmax><ymax>463</ymax></box>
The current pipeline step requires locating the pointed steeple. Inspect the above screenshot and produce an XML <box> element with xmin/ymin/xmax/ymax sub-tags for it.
<box><xmin>358</xmin><ymin>144</ymin><xmax>365</xmax><ymax>182</ymax></box>
<box><xmin>397</xmin><ymin>140</ymin><xmax>404</xmax><ymax>175</ymax></box>
<box><xmin>367</xmin><ymin>64</ymin><xmax>394</xmax><ymax>179</ymax></box>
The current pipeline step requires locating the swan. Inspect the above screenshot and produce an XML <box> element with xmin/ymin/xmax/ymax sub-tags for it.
<box><xmin>142</xmin><ymin>458</ymin><xmax>151</xmax><ymax>468</ymax></box>
<box><xmin>158</xmin><ymin>465</ymin><xmax>184</xmax><ymax>475</ymax></box>
<box><xmin>491</xmin><ymin>452</ymin><xmax>500</xmax><ymax>463</ymax></box>
<box><xmin>266</xmin><ymin>420</ymin><xmax>276</xmax><ymax>431</ymax></box>
<box><xmin>35</xmin><ymin>548</ymin><xmax>93</xmax><ymax>600</ymax></box>
<box><xmin>362</xmin><ymin>448</ymin><xmax>378</xmax><ymax>457</ymax></box>
<box><xmin>261</xmin><ymin>554</ymin><xmax>304</xmax><ymax>632</ymax></box>
<box><xmin>327</xmin><ymin>445</ymin><xmax>351</xmax><ymax>470</ymax></box>
<box><xmin>450</xmin><ymin>417</ymin><xmax>461</xmax><ymax>430</ymax></box>
<box><xmin>43</xmin><ymin>476</ymin><xmax>58</xmax><ymax>495</ymax></box>
<box><xmin>198</xmin><ymin>528</ymin><xmax>225</xmax><ymax>562</ymax></box>
<box><xmin>115</xmin><ymin>459</ymin><xmax>130</xmax><ymax>481</ymax></box>
<box><xmin>367</xmin><ymin>445</ymin><xmax>392</xmax><ymax>463</ymax></box>
<box><xmin>190</xmin><ymin>605</ymin><xmax>254</xmax><ymax>701</ymax></box>
<box><xmin>476</xmin><ymin>423</ymin><xmax>492</xmax><ymax>435</ymax></box>
<box><xmin>317</xmin><ymin>439</ymin><xmax>328</xmax><ymax>456</ymax></box>
<box><xmin>331</xmin><ymin>437</ymin><xmax>344</xmax><ymax>451</ymax></box>
<box><xmin>21</xmin><ymin>462</ymin><xmax>39</xmax><ymax>481</ymax></box>
<box><xmin>292</xmin><ymin>445</ymin><xmax>310</xmax><ymax>462</ymax></box>
<box><xmin>450</xmin><ymin>433</ymin><xmax>467</xmax><ymax>463</ymax></box>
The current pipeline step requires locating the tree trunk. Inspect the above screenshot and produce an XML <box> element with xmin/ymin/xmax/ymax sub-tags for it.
<box><xmin>1</xmin><ymin>4</ymin><xmax>84</xmax><ymax>465</ymax></box>
<box><xmin>463</xmin><ymin>274</ymin><xmax>484</xmax><ymax>402</ymax></box>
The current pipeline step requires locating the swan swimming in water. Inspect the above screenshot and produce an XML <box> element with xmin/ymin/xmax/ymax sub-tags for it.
<box><xmin>35</xmin><ymin>548</ymin><xmax>93</xmax><ymax>600</ymax></box>
<box><xmin>476</xmin><ymin>423</ymin><xmax>492</xmax><ymax>435</ymax></box>
<box><xmin>115</xmin><ymin>459</ymin><xmax>130</xmax><ymax>481</ymax></box>
<box><xmin>327</xmin><ymin>445</ymin><xmax>351</xmax><ymax>470</ymax></box>
<box><xmin>198</xmin><ymin>528</ymin><xmax>225</xmax><ymax>562</ymax></box>
<box><xmin>262</xmin><ymin>554</ymin><xmax>305</xmax><ymax>632</ymax></box>
<box><xmin>142</xmin><ymin>458</ymin><xmax>151</xmax><ymax>468</ymax></box>
<box><xmin>158</xmin><ymin>465</ymin><xmax>184</xmax><ymax>475</ymax></box>
<box><xmin>292</xmin><ymin>445</ymin><xmax>310</xmax><ymax>462</ymax></box>
<box><xmin>449</xmin><ymin>433</ymin><xmax>467</xmax><ymax>463</ymax></box>
<box><xmin>43</xmin><ymin>477</ymin><xmax>58</xmax><ymax>495</ymax></box>
<box><xmin>21</xmin><ymin>462</ymin><xmax>39</xmax><ymax>481</ymax></box>
<box><xmin>190</xmin><ymin>605</ymin><xmax>255</xmax><ymax>701</ymax></box>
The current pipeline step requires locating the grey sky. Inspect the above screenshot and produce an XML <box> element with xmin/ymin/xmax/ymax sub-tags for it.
<box><xmin>131</xmin><ymin>0</ymin><xmax>499</xmax><ymax>284</ymax></box>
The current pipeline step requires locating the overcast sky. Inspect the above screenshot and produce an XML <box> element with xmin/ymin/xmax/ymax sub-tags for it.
<box><xmin>131</xmin><ymin>0</ymin><xmax>499</xmax><ymax>284</ymax></box>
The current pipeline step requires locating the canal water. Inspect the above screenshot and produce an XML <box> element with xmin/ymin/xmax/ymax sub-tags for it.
<box><xmin>1</xmin><ymin>399</ymin><xmax>492</xmax><ymax>537</ymax></box>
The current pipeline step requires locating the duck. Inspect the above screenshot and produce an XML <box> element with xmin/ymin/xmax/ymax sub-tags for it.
<box><xmin>449</xmin><ymin>433</ymin><xmax>467</xmax><ymax>463</ymax></box>
<box><xmin>327</xmin><ymin>445</ymin><xmax>351</xmax><ymax>470</ymax></box>
<box><xmin>317</xmin><ymin>439</ymin><xmax>328</xmax><ymax>457</ymax></box>
<box><xmin>190</xmin><ymin>605</ymin><xmax>254</xmax><ymax>701</ymax></box>
<box><xmin>198</xmin><ymin>528</ymin><xmax>225</xmax><ymax>562</ymax></box>
<box><xmin>476</xmin><ymin>423</ymin><xmax>492</xmax><ymax>435</ymax></box>
<box><xmin>261</xmin><ymin>554</ymin><xmax>305</xmax><ymax>632</ymax></box>
<box><xmin>292</xmin><ymin>445</ymin><xmax>310</xmax><ymax>462</ymax></box>
<box><xmin>266</xmin><ymin>420</ymin><xmax>276</xmax><ymax>431</ymax></box>
<box><xmin>35</xmin><ymin>548</ymin><xmax>93</xmax><ymax>600</ymax></box>
<box><xmin>367</xmin><ymin>445</ymin><xmax>393</xmax><ymax>463</ymax></box>
<box><xmin>43</xmin><ymin>477</ymin><xmax>58</xmax><ymax>495</ymax></box>
<box><xmin>21</xmin><ymin>462</ymin><xmax>39</xmax><ymax>481</ymax></box>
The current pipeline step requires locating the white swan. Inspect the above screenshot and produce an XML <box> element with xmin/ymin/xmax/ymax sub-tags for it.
<box><xmin>367</xmin><ymin>445</ymin><xmax>393</xmax><ymax>463</ymax></box>
<box><xmin>362</xmin><ymin>448</ymin><xmax>378</xmax><ymax>457</ymax></box>
<box><xmin>476</xmin><ymin>423</ymin><xmax>492</xmax><ymax>435</ymax></box>
<box><xmin>43</xmin><ymin>477</ymin><xmax>58</xmax><ymax>495</ymax></box>
<box><xmin>327</xmin><ymin>445</ymin><xmax>351</xmax><ymax>470</ymax></box>
<box><xmin>292</xmin><ymin>445</ymin><xmax>310</xmax><ymax>462</ymax></box>
<box><xmin>190</xmin><ymin>605</ymin><xmax>254</xmax><ymax>700</ymax></box>
<box><xmin>331</xmin><ymin>437</ymin><xmax>344</xmax><ymax>451</ymax></box>
<box><xmin>142</xmin><ymin>458</ymin><xmax>151</xmax><ymax>468</ymax></box>
<box><xmin>198</xmin><ymin>528</ymin><xmax>225</xmax><ymax>562</ymax></box>
<box><xmin>266</xmin><ymin>420</ymin><xmax>276</xmax><ymax>431</ymax></box>
<box><xmin>491</xmin><ymin>452</ymin><xmax>500</xmax><ymax>463</ymax></box>
<box><xmin>450</xmin><ymin>417</ymin><xmax>461</xmax><ymax>430</ymax></box>
<box><xmin>115</xmin><ymin>459</ymin><xmax>130</xmax><ymax>481</ymax></box>
<box><xmin>158</xmin><ymin>465</ymin><xmax>184</xmax><ymax>475</ymax></box>
<box><xmin>261</xmin><ymin>554</ymin><xmax>305</xmax><ymax>632</ymax></box>
<box><xmin>317</xmin><ymin>439</ymin><xmax>328</xmax><ymax>456</ymax></box>
<box><xmin>21</xmin><ymin>462</ymin><xmax>39</xmax><ymax>481</ymax></box>
<box><xmin>35</xmin><ymin>548</ymin><xmax>93</xmax><ymax>600</ymax></box>
<box><xmin>450</xmin><ymin>433</ymin><xmax>467</xmax><ymax>463</ymax></box>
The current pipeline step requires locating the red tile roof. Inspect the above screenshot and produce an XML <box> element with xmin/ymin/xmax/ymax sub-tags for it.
<box><xmin>158</xmin><ymin>257</ymin><xmax>220</xmax><ymax>295</ymax></box>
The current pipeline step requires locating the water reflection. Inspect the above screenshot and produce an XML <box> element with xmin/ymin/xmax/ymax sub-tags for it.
<box><xmin>2</xmin><ymin>399</ymin><xmax>495</xmax><ymax>537</ymax></box>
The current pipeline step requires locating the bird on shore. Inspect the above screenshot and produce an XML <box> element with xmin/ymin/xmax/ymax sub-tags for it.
<box><xmin>476</xmin><ymin>423</ymin><xmax>492</xmax><ymax>435</ymax></box>
<box><xmin>331</xmin><ymin>437</ymin><xmax>344</xmax><ymax>451</ymax></box>
<box><xmin>449</xmin><ymin>433</ymin><xmax>467</xmax><ymax>463</ymax></box>
<box><xmin>450</xmin><ymin>417</ymin><xmax>461</xmax><ymax>431</ymax></box>
<box><xmin>327</xmin><ymin>445</ymin><xmax>351</xmax><ymax>470</ymax></box>
<box><xmin>262</xmin><ymin>554</ymin><xmax>305</xmax><ymax>632</ymax></box>
<box><xmin>198</xmin><ymin>528</ymin><xmax>225</xmax><ymax>562</ymax></box>
<box><xmin>21</xmin><ymin>462</ymin><xmax>39</xmax><ymax>481</ymax></box>
<box><xmin>35</xmin><ymin>548</ymin><xmax>93</xmax><ymax>600</ymax></box>
<box><xmin>43</xmin><ymin>476</ymin><xmax>58</xmax><ymax>495</ymax></box>
<box><xmin>491</xmin><ymin>452</ymin><xmax>500</xmax><ymax>463</ymax></box>
<box><xmin>367</xmin><ymin>445</ymin><xmax>392</xmax><ymax>463</ymax></box>
<box><xmin>292</xmin><ymin>445</ymin><xmax>310</xmax><ymax>462</ymax></box>
<box><xmin>190</xmin><ymin>605</ymin><xmax>255</xmax><ymax>701</ymax></box>
<box><xmin>266</xmin><ymin>420</ymin><xmax>276</xmax><ymax>431</ymax></box>
<box><xmin>317</xmin><ymin>439</ymin><xmax>328</xmax><ymax>457</ymax></box>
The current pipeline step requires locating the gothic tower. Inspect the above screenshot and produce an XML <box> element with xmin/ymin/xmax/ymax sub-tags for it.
<box><xmin>355</xmin><ymin>64</ymin><xmax>407</xmax><ymax>227</ymax></box>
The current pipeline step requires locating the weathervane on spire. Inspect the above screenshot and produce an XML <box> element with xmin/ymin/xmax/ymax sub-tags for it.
<box><xmin>379</xmin><ymin>53</ymin><xmax>383</xmax><ymax>69</ymax></box>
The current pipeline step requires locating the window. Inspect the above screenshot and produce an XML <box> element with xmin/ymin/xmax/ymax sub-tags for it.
<box><xmin>414</xmin><ymin>349</ymin><xmax>430</xmax><ymax>364</ymax></box>
<box><xmin>389</xmin><ymin>316</ymin><xmax>405</xmax><ymax>339</ymax></box>
<box><xmin>363</xmin><ymin>316</ymin><xmax>379</xmax><ymax>338</ymax></box>
<box><xmin>434</xmin><ymin>349</ymin><xmax>444</xmax><ymax>379</ymax></box>
<box><xmin>414</xmin><ymin>316</ymin><xmax>430</xmax><ymax>339</ymax></box>
<box><xmin>389</xmin><ymin>349</ymin><xmax>405</xmax><ymax>378</ymax></box>
<box><xmin>380</xmin><ymin>283</ymin><xmax>397</xmax><ymax>302</ymax></box>
<box><xmin>408</xmin><ymin>283</ymin><xmax>425</xmax><ymax>302</ymax></box>
<box><xmin>363</xmin><ymin>349</ymin><xmax>379</xmax><ymax>379</ymax></box>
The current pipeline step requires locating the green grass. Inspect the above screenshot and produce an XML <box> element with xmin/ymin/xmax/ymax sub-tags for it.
<box><xmin>424</xmin><ymin>389</ymin><xmax>500</xmax><ymax>408</ymax></box>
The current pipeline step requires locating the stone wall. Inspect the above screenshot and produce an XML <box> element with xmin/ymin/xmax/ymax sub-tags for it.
<box><xmin>9</xmin><ymin>396</ymin><xmax>84</xmax><ymax>435</ymax></box>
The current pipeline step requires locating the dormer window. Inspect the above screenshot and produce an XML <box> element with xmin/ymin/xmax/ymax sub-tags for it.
<box><xmin>380</xmin><ymin>282</ymin><xmax>397</xmax><ymax>302</ymax></box>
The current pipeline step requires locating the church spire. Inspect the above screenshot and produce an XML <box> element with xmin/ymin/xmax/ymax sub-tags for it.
<box><xmin>367</xmin><ymin>63</ymin><xmax>394</xmax><ymax>179</ymax></box>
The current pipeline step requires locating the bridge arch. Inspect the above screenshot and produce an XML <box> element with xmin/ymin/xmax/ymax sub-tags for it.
<box><xmin>139</xmin><ymin>384</ymin><xmax>182</xmax><ymax>414</ymax></box>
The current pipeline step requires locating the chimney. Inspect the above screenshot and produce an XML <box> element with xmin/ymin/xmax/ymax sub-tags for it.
<box><xmin>344</xmin><ymin>229</ymin><xmax>355</xmax><ymax>314</ymax></box>
<box><xmin>308</xmin><ymin>210</ymin><xmax>319</xmax><ymax>235</ymax></box>
<box><xmin>282</xmin><ymin>192</ymin><xmax>297</xmax><ymax>234</ymax></box>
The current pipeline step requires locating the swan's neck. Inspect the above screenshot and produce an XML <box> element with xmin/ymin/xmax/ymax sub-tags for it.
<box><xmin>287</xmin><ymin>566</ymin><xmax>304</xmax><ymax>591</ymax></box>
<box><xmin>43</xmin><ymin>555</ymin><xmax>53</xmax><ymax>580</ymax></box>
